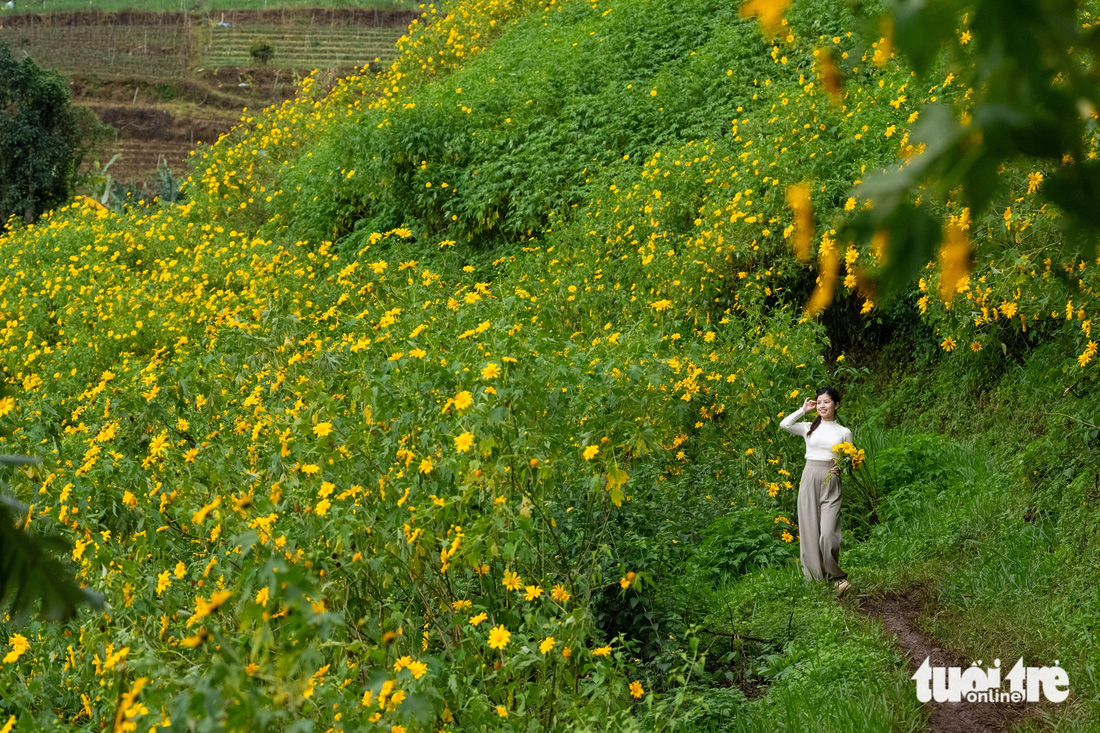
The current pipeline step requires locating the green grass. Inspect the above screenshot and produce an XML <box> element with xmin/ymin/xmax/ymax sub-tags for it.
<box><xmin>677</xmin><ymin>339</ymin><xmax>1100</xmax><ymax>730</ymax></box>
<box><xmin>678</xmin><ymin>568</ymin><xmax>926</xmax><ymax>733</ymax></box>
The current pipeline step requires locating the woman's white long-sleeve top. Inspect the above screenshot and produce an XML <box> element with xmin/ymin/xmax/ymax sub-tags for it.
<box><xmin>779</xmin><ymin>406</ymin><xmax>854</xmax><ymax>461</ymax></box>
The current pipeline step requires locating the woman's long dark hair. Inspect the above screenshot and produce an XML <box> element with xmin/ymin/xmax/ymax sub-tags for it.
<box><xmin>806</xmin><ymin>386</ymin><xmax>842</xmax><ymax>438</ymax></box>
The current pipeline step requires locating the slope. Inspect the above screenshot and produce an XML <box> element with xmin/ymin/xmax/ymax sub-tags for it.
<box><xmin>0</xmin><ymin>0</ymin><xmax>1097</xmax><ymax>730</ymax></box>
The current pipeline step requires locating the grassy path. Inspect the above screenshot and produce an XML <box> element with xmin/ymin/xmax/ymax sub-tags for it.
<box><xmin>858</xmin><ymin>586</ymin><xmax>1027</xmax><ymax>732</ymax></box>
<box><xmin>686</xmin><ymin>349</ymin><xmax>1100</xmax><ymax>731</ymax></box>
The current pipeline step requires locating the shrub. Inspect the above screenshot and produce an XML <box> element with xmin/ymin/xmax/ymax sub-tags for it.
<box><xmin>249</xmin><ymin>38</ymin><xmax>275</xmax><ymax>66</ymax></box>
<box><xmin>690</xmin><ymin>509</ymin><xmax>797</xmax><ymax>586</ymax></box>
<box><xmin>0</xmin><ymin>42</ymin><xmax>111</xmax><ymax>229</ymax></box>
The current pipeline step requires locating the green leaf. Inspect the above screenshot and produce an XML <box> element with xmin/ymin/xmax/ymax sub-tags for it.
<box><xmin>1045</xmin><ymin>161</ymin><xmax>1100</xmax><ymax>231</ymax></box>
<box><xmin>890</xmin><ymin>0</ymin><xmax>958</xmax><ymax>77</ymax></box>
<box><xmin>878</xmin><ymin>202</ymin><xmax>940</xmax><ymax>304</ymax></box>
<box><xmin>609</xmin><ymin>483</ymin><xmax>625</xmax><ymax>509</ymax></box>
<box><xmin>0</xmin><ymin>500</ymin><xmax>103</xmax><ymax>625</ymax></box>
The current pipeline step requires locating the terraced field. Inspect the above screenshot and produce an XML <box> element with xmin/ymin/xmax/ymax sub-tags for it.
<box><xmin>1</xmin><ymin>0</ymin><xmax>416</xmax><ymax>13</ymax></box>
<box><xmin>0</xmin><ymin>7</ymin><xmax>414</xmax><ymax>185</ymax></box>
<box><xmin>0</xmin><ymin>20</ymin><xmax>193</xmax><ymax>76</ymax></box>
<box><xmin>200</xmin><ymin>25</ymin><xmax>403</xmax><ymax>68</ymax></box>
<box><xmin>0</xmin><ymin>11</ymin><xmax>406</xmax><ymax>76</ymax></box>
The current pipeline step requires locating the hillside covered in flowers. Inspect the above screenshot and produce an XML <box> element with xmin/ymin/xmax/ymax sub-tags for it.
<box><xmin>2</xmin><ymin>0</ymin><xmax>1099</xmax><ymax>730</ymax></box>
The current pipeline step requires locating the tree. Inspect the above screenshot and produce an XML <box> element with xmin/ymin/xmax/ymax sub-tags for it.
<box><xmin>0</xmin><ymin>41</ymin><xmax>112</xmax><ymax>229</ymax></box>
<box><xmin>249</xmin><ymin>38</ymin><xmax>275</xmax><ymax>66</ymax></box>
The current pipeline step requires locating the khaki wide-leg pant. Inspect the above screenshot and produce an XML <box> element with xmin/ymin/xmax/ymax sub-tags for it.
<box><xmin>796</xmin><ymin>458</ymin><xmax>847</xmax><ymax>582</ymax></box>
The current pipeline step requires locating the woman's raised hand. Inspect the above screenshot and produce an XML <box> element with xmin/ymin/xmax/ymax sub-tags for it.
<box><xmin>801</xmin><ymin>398</ymin><xmax>817</xmax><ymax>413</ymax></box>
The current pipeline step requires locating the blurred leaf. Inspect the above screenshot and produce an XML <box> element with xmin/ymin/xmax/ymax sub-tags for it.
<box><xmin>959</xmin><ymin>147</ymin><xmax>1002</xmax><ymax>216</ymax></box>
<box><xmin>878</xmin><ymin>202</ymin><xmax>941</xmax><ymax>304</ymax></box>
<box><xmin>0</xmin><ymin>454</ymin><xmax>41</xmax><ymax>466</ymax></box>
<box><xmin>889</xmin><ymin>0</ymin><xmax>957</xmax><ymax>76</ymax></box>
<box><xmin>1044</xmin><ymin>162</ymin><xmax>1100</xmax><ymax>229</ymax></box>
<box><xmin>0</xmin><ymin>500</ymin><xmax>103</xmax><ymax>625</ymax></box>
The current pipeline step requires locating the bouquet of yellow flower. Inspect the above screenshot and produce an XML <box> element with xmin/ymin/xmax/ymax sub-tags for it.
<box><xmin>824</xmin><ymin>441</ymin><xmax>881</xmax><ymax>527</ymax></box>
<box><xmin>822</xmin><ymin>441</ymin><xmax>865</xmax><ymax>493</ymax></box>
<box><xmin>833</xmin><ymin>441</ymin><xmax>865</xmax><ymax>472</ymax></box>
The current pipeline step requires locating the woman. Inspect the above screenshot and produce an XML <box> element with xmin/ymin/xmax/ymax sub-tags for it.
<box><xmin>779</xmin><ymin>387</ymin><xmax>853</xmax><ymax>596</ymax></box>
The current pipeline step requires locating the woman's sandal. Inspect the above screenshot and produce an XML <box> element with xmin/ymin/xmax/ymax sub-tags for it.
<box><xmin>834</xmin><ymin>579</ymin><xmax>852</xmax><ymax>596</ymax></box>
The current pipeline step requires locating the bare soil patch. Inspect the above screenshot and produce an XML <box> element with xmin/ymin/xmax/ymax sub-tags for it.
<box><xmin>858</xmin><ymin>586</ymin><xmax>1031</xmax><ymax>733</ymax></box>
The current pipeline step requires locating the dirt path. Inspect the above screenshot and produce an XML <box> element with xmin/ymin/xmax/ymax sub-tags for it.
<box><xmin>857</xmin><ymin>586</ymin><xmax>1030</xmax><ymax>733</ymax></box>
